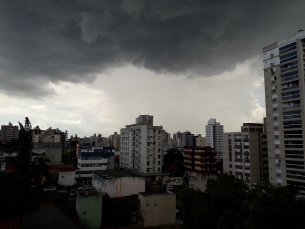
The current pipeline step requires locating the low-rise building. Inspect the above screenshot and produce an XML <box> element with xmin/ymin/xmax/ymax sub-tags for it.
<box><xmin>138</xmin><ymin>192</ymin><xmax>176</xmax><ymax>227</ymax></box>
<box><xmin>58</xmin><ymin>165</ymin><xmax>76</xmax><ymax>186</ymax></box>
<box><xmin>92</xmin><ymin>170</ymin><xmax>145</xmax><ymax>198</ymax></box>
<box><xmin>76</xmin><ymin>145</ymin><xmax>115</xmax><ymax>185</ymax></box>
<box><xmin>76</xmin><ymin>189</ymin><xmax>102</xmax><ymax>229</ymax></box>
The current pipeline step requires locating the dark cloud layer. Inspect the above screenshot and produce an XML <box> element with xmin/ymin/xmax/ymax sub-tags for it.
<box><xmin>0</xmin><ymin>0</ymin><xmax>304</xmax><ymax>98</ymax></box>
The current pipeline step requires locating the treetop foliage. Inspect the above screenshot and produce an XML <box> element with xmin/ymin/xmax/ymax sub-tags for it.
<box><xmin>180</xmin><ymin>174</ymin><xmax>305</xmax><ymax>229</ymax></box>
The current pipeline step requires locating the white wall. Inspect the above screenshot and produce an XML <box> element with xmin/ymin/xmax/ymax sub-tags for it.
<box><xmin>93</xmin><ymin>175</ymin><xmax>145</xmax><ymax>198</ymax></box>
<box><xmin>58</xmin><ymin>171</ymin><xmax>76</xmax><ymax>186</ymax></box>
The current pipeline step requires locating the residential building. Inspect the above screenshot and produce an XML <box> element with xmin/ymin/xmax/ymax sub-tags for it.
<box><xmin>138</xmin><ymin>192</ymin><xmax>176</xmax><ymax>227</ymax></box>
<box><xmin>120</xmin><ymin>115</ymin><xmax>163</xmax><ymax>175</ymax></box>
<box><xmin>205</xmin><ymin>118</ymin><xmax>223</xmax><ymax>158</ymax></box>
<box><xmin>173</xmin><ymin>131</ymin><xmax>183</xmax><ymax>147</ymax></box>
<box><xmin>76</xmin><ymin>144</ymin><xmax>115</xmax><ymax>185</ymax></box>
<box><xmin>76</xmin><ymin>189</ymin><xmax>102</xmax><ymax>229</ymax></box>
<box><xmin>184</xmin><ymin>146</ymin><xmax>217</xmax><ymax>179</ymax></box>
<box><xmin>32</xmin><ymin>126</ymin><xmax>67</xmax><ymax>165</ymax></box>
<box><xmin>58</xmin><ymin>165</ymin><xmax>76</xmax><ymax>186</ymax></box>
<box><xmin>108</xmin><ymin>132</ymin><xmax>120</xmax><ymax>151</ymax></box>
<box><xmin>263</xmin><ymin>30</ymin><xmax>305</xmax><ymax>191</ymax></box>
<box><xmin>223</xmin><ymin>123</ymin><xmax>265</xmax><ymax>185</ymax></box>
<box><xmin>92</xmin><ymin>170</ymin><xmax>145</xmax><ymax>198</ymax></box>
<box><xmin>196</xmin><ymin>134</ymin><xmax>206</xmax><ymax>146</ymax></box>
<box><xmin>0</xmin><ymin>122</ymin><xmax>18</xmax><ymax>142</ymax></box>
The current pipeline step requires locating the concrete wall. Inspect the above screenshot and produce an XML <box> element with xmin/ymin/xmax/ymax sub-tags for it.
<box><xmin>139</xmin><ymin>193</ymin><xmax>176</xmax><ymax>227</ymax></box>
<box><xmin>93</xmin><ymin>175</ymin><xmax>145</xmax><ymax>198</ymax></box>
<box><xmin>58</xmin><ymin>171</ymin><xmax>76</xmax><ymax>186</ymax></box>
<box><xmin>76</xmin><ymin>194</ymin><xmax>102</xmax><ymax>229</ymax></box>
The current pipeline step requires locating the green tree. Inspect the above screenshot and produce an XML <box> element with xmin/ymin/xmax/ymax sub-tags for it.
<box><xmin>16</xmin><ymin>117</ymin><xmax>33</xmax><ymax>174</ymax></box>
<box><xmin>204</xmin><ymin>174</ymin><xmax>248</xmax><ymax>229</ymax></box>
<box><xmin>180</xmin><ymin>188</ymin><xmax>206</xmax><ymax>229</ymax></box>
<box><xmin>164</xmin><ymin>148</ymin><xmax>185</xmax><ymax>176</ymax></box>
<box><xmin>243</xmin><ymin>183</ymin><xmax>303</xmax><ymax>229</ymax></box>
<box><xmin>180</xmin><ymin>174</ymin><xmax>248</xmax><ymax>229</ymax></box>
<box><xmin>30</xmin><ymin>156</ymin><xmax>51</xmax><ymax>183</ymax></box>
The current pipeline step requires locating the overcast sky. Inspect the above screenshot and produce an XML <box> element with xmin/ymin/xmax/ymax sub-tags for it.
<box><xmin>1</xmin><ymin>0</ymin><xmax>305</xmax><ymax>137</ymax></box>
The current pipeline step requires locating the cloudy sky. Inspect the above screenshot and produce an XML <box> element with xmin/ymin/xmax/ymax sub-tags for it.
<box><xmin>1</xmin><ymin>0</ymin><xmax>305</xmax><ymax>137</ymax></box>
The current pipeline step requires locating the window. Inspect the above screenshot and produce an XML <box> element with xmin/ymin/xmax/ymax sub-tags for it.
<box><xmin>280</xmin><ymin>51</ymin><xmax>297</xmax><ymax>63</ymax></box>
<box><xmin>279</xmin><ymin>42</ymin><xmax>297</xmax><ymax>54</ymax></box>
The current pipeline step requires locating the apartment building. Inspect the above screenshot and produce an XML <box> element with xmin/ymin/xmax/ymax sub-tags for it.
<box><xmin>263</xmin><ymin>30</ymin><xmax>305</xmax><ymax>191</ymax></box>
<box><xmin>120</xmin><ymin>115</ymin><xmax>163</xmax><ymax>175</ymax></box>
<box><xmin>184</xmin><ymin>146</ymin><xmax>217</xmax><ymax>179</ymax></box>
<box><xmin>205</xmin><ymin>118</ymin><xmax>223</xmax><ymax>158</ymax></box>
<box><xmin>223</xmin><ymin>123</ymin><xmax>266</xmax><ymax>185</ymax></box>
<box><xmin>76</xmin><ymin>144</ymin><xmax>115</xmax><ymax>184</ymax></box>
<box><xmin>32</xmin><ymin>126</ymin><xmax>67</xmax><ymax>165</ymax></box>
<box><xmin>0</xmin><ymin>122</ymin><xmax>18</xmax><ymax>142</ymax></box>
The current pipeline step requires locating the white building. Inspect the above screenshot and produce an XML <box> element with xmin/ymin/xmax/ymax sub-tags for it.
<box><xmin>75</xmin><ymin>145</ymin><xmax>115</xmax><ymax>185</ymax></box>
<box><xmin>263</xmin><ymin>30</ymin><xmax>305</xmax><ymax>191</ymax></box>
<box><xmin>120</xmin><ymin>115</ymin><xmax>163</xmax><ymax>174</ymax></box>
<box><xmin>138</xmin><ymin>192</ymin><xmax>176</xmax><ymax>227</ymax></box>
<box><xmin>58</xmin><ymin>166</ymin><xmax>76</xmax><ymax>186</ymax></box>
<box><xmin>205</xmin><ymin>118</ymin><xmax>223</xmax><ymax>158</ymax></box>
<box><xmin>92</xmin><ymin>170</ymin><xmax>145</xmax><ymax>198</ymax></box>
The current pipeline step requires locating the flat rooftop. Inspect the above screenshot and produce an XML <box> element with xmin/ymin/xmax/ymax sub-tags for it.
<box><xmin>94</xmin><ymin>169</ymin><xmax>170</xmax><ymax>179</ymax></box>
<box><xmin>139</xmin><ymin>192</ymin><xmax>175</xmax><ymax>197</ymax></box>
<box><xmin>94</xmin><ymin>170</ymin><xmax>145</xmax><ymax>179</ymax></box>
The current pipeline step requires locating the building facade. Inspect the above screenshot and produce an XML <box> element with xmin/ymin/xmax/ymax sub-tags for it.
<box><xmin>76</xmin><ymin>145</ymin><xmax>115</xmax><ymax>184</ymax></box>
<box><xmin>0</xmin><ymin>122</ymin><xmax>18</xmax><ymax>142</ymax></box>
<box><xmin>32</xmin><ymin>126</ymin><xmax>67</xmax><ymax>165</ymax></box>
<box><xmin>92</xmin><ymin>170</ymin><xmax>145</xmax><ymax>198</ymax></box>
<box><xmin>120</xmin><ymin>115</ymin><xmax>163</xmax><ymax>174</ymax></box>
<box><xmin>223</xmin><ymin>123</ymin><xmax>266</xmax><ymax>185</ymax></box>
<box><xmin>183</xmin><ymin>146</ymin><xmax>217</xmax><ymax>179</ymax></box>
<box><xmin>263</xmin><ymin>30</ymin><xmax>305</xmax><ymax>191</ymax></box>
<box><xmin>205</xmin><ymin>118</ymin><xmax>223</xmax><ymax>158</ymax></box>
<box><xmin>138</xmin><ymin>193</ymin><xmax>176</xmax><ymax>228</ymax></box>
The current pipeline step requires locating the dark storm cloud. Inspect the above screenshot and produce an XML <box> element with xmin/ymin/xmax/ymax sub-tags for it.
<box><xmin>0</xmin><ymin>0</ymin><xmax>304</xmax><ymax>98</ymax></box>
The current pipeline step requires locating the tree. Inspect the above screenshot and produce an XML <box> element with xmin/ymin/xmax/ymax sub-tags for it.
<box><xmin>180</xmin><ymin>174</ymin><xmax>248</xmax><ymax>229</ymax></box>
<box><xmin>243</xmin><ymin>182</ymin><xmax>304</xmax><ymax>229</ymax></box>
<box><xmin>30</xmin><ymin>156</ymin><xmax>51</xmax><ymax>183</ymax></box>
<box><xmin>16</xmin><ymin>117</ymin><xmax>33</xmax><ymax>174</ymax></box>
<box><xmin>164</xmin><ymin>148</ymin><xmax>185</xmax><ymax>176</ymax></box>
<box><xmin>180</xmin><ymin>188</ymin><xmax>207</xmax><ymax>229</ymax></box>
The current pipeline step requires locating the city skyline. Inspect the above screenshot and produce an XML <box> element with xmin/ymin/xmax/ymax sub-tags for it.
<box><xmin>1</xmin><ymin>1</ymin><xmax>305</xmax><ymax>137</ymax></box>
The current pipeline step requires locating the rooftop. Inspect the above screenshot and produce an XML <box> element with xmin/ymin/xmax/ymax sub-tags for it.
<box><xmin>94</xmin><ymin>169</ymin><xmax>144</xmax><ymax>179</ymax></box>
<box><xmin>139</xmin><ymin>192</ymin><xmax>175</xmax><ymax>197</ymax></box>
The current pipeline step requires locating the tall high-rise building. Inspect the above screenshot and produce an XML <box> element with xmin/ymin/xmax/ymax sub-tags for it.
<box><xmin>120</xmin><ymin>115</ymin><xmax>163</xmax><ymax>174</ymax></box>
<box><xmin>0</xmin><ymin>122</ymin><xmax>19</xmax><ymax>142</ymax></box>
<box><xmin>205</xmin><ymin>118</ymin><xmax>223</xmax><ymax>158</ymax></box>
<box><xmin>263</xmin><ymin>30</ymin><xmax>305</xmax><ymax>191</ymax></box>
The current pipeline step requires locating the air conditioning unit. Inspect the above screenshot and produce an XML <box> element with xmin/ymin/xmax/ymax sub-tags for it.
<box><xmin>275</xmin><ymin>135</ymin><xmax>279</xmax><ymax>138</ymax></box>
<box><xmin>274</xmin><ymin>117</ymin><xmax>277</xmax><ymax>120</ymax></box>
<box><xmin>275</xmin><ymin>145</ymin><xmax>279</xmax><ymax>148</ymax></box>
<box><xmin>275</xmin><ymin>154</ymin><xmax>279</xmax><ymax>157</ymax></box>
<box><xmin>274</xmin><ymin>126</ymin><xmax>278</xmax><ymax>129</ymax></box>
<box><xmin>277</xmin><ymin>173</ymin><xmax>281</xmax><ymax>176</ymax></box>
<box><xmin>272</xmin><ymin>89</ymin><xmax>276</xmax><ymax>92</ymax></box>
